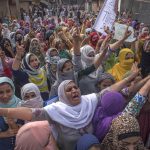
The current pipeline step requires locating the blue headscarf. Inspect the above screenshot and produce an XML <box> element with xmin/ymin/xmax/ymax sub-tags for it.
<box><xmin>0</xmin><ymin>77</ymin><xmax>21</xmax><ymax>108</ymax></box>
<box><xmin>75</xmin><ymin>134</ymin><xmax>100</xmax><ymax>150</ymax></box>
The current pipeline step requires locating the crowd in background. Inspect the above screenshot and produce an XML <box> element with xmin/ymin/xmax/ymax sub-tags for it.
<box><xmin>0</xmin><ymin>3</ymin><xmax>150</xmax><ymax>150</ymax></box>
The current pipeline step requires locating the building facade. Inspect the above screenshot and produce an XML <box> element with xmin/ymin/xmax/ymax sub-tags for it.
<box><xmin>0</xmin><ymin>0</ymin><xmax>54</xmax><ymax>19</ymax></box>
<box><xmin>120</xmin><ymin>0</ymin><xmax>150</xmax><ymax>25</ymax></box>
<box><xmin>0</xmin><ymin>0</ymin><xmax>31</xmax><ymax>18</ymax></box>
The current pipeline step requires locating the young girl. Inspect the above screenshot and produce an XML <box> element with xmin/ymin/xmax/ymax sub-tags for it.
<box><xmin>18</xmin><ymin>83</ymin><xmax>43</xmax><ymax>108</ymax></box>
<box><xmin>0</xmin><ymin>77</ymin><xmax>21</xmax><ymax>150</ymax></box>
<box><xmin>12</xmin><ymin>46</ymin><xmax>49</xmax><ymax>101</ymax></box>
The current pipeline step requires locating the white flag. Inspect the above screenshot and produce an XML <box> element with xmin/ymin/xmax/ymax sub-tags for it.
<box><xmin>93</xmin><ymin>0</ymin><xmax>118</xmax><ymax>34</ymax></box>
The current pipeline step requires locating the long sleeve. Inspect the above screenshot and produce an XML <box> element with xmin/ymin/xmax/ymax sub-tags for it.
<box><xmin>77</xmin><ymin>65</ymin><xmax>96</xmax><ymax>81</ymax></box>
<box><xmin>12</xmin><ymin>69</ymin><xmax>29</xmax><ymax>86</ymax></box>
<box><xmin>72</xmin><ymin>54</ymin><xmax>83</xmax><ymax>72</ymax></box>
<box><xmin>49</xmin><ymin>84</ymin><xmax>58</xmax><ymax>98</ymax></box>
<box><xmin>31</xmin><ymin>108</ymin><xmax>52</xmax><ymax>123</ymax></box>
<box><xmin>123</xmin><ymin>93</ymin><xmax>147</xmax><ymax>117</ymax></box>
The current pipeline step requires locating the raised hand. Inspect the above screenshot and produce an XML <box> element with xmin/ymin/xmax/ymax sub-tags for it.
<box><xmin>139</xmin><ymin>78</ymin><xmax>150</xmax><ymax>97</ymax></box>
<box><xmin>72</xmin><ymin>27</ymin><xmax>82</xmax><ymax>43</ymax></box>
<box><xmin>131</xmin><ymin>62</ymin><xmax>139</xmax><ymax>73</ymax></box>
<box><xmin>123</xmin><ymin>26</ymin><xmax>132</xmax><ymax>40</ymax></box>
<box><xmin>16</xmin><ymin>43</ymin><xmax>25</xmax><ymax>59</ymax></box>
<box><xmin>72</xmin><ymin>27</ymin><xmax>82</xmax><ymax>55</ymax></box>
<box><xmin>58</xmin><ymin>31</ymin><xmax>67</xmax><ymax>41</ymax></box>
<box><xmin>125</xmin><ymin>66</ymin><xmax>141</xmax><ymax>83</ymax></box>
<box><xmin>104</xmin><ymin>26</ymin><xmax>111</xmax><ymax>34</ymax></box>
<box><xmin>100</xmin><ymin>34</ymin><xmax>112</xmax><ymax>52</ymax></box>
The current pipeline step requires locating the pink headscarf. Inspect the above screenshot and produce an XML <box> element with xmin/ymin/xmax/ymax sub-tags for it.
<box><xmin>15</xmin><ymin>121</ymin><xmax>58</xmax><ymax>150</ymax></box>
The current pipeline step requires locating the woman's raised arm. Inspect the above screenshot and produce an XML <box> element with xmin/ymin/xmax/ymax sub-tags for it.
<box><xmin>0</xmin><ymin>107</ymin><xmax>32</xmax><ymax>121</ymax></box>
<box><xmin>123</xmin><ymin>79</ymin><xmax>150</xmax><ymax>117</ymax></box>
<box><xmin>12</xmin><ymin>44</ymin><xmax>25</xmax><ymax>70</ymax></box>
<box><xmin>110</xmin><ymin>68</ymin><xmax>140</xmax><ymax>92</ymax></box>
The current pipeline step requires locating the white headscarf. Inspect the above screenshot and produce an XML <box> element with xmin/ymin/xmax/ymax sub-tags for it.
<box><xmin>81</xmin><ymin>45</ymin><xmax>100</xmax><ymax>78</ymax></box>
<box><xmin>29</xmin><ymin>38</ymin><xmax>40</xmax><ymax>50</ymax></box>
<box><xmin>18</xmin><ymin>83</ymin><xmax>43</xmax><ymax>108</ymax></box>
<box><xmin>81</xmin><ymin>45</ymin><xmax>95</xmax><ymax>68</ymax></box>
<box><xmin>9</xmin><ymin>32</ymin><xmax>16</xmax><ymax>48</ymax></box>
<box><xmin>58</xmin><ymin>80</ymin><xmax>74</xmax><ymax>105</ymax></box>
<box><xmin>141</xmin><ymin>27</ymin><xmax>149</xmax><ymax>34</ymax></box>
<box><xmin>44</xmin><ymin>80</ymin><xmax>98</xmax><ymax>129</ymax></box>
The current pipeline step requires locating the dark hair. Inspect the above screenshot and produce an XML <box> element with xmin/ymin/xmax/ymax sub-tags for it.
<box><xmin>29</xmin><ymin>54</ymin><xmax>36</xmax><ymax>64</ymax></box>
<box><xmin>61</xmin><ymin>60</ymin><xmax>72</xmax><ymax>71</ymax></box>
<box><xmin>0</xmin><ymin>82</ymin><xmax>13</xmax><ymax>90</ymax></box>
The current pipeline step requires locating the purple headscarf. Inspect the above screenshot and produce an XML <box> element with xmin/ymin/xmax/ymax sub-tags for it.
<box><xmin>92</xmin><ymin>91</ymin><xmax>125</xmax><ymax>142</ymax></box>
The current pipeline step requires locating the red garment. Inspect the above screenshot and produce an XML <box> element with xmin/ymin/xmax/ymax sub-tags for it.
<box><xmin>89</xmin><ymin>32</ymin><xmax>99</xmax><ymax>49</ymax></box>
<box><xmin>138</xmin><ymin>106</ymin><xmax>150</xmax><ymax>145</ymax></box>
<box><xmin>139</xmin><ymin>35</ymin><xmax>150</xmax><ymax>41</ymax></box>
<box><xmin>3</xmin><ymin>67</ymin><xmax>12</xmax><ymax>79</ymax></box>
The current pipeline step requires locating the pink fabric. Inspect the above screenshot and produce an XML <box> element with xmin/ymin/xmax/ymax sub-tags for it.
<box><xmin>89</xmin><ymin>32</ymin><xmax>99</xmax><ymax>49</ymax></box>
<box><xmin>15</xmin><ymin>121</ymin><xmax>58</xmax><ymax>150</ymax></box>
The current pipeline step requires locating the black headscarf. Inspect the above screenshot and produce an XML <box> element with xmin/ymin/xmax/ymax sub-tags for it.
<box><xmin>140</xmin><ymin>40</ymin><xmax>150</xmax><ymax>77</ymax></box>
<box><xmin>0</xmin><ymin>38</ymin><xmax>14</xmax><ymax>58</ymax></box>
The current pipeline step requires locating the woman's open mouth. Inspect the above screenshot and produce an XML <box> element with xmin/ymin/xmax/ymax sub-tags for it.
<box><xmin>72</xmin><ymin>94</ymin><xmax>80</xmax><ymax>100</ymax></box>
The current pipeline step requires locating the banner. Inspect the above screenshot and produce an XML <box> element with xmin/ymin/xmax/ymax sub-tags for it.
<box><xmin>93</xmin><ymin>0</ymin><xmax>117</xmax><ymax>34</ymax></box>
<box><xmin>114</xmin><ymin>22</ymin><xmax>136</xmax><ymax>42</ymax></box>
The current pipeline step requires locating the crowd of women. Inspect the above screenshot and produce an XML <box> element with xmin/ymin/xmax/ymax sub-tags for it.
<box><xmin>0</xmin><ymin>5</ymin><xmax>150</xmax><ymax>150</ymax></box>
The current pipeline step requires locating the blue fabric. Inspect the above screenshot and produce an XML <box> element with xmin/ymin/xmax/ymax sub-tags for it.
<box><xmin>75</xmin><ymin>134</ymin><xmax>100</xmax><ymax>150</ymax></box>
<box><xmin>41</xmin><ymin>92</ymin><xmax>49</xmax><ymax>101</ymax></box>
<box><xmin>0</xmin><ymin>117</ymin><xmax>9</xmax><ymax>132</ymax></box>
<box><xmin>16</xmin><ymin>119</ymin><xmax>25</xmax><ymax>125</ymax></box>
<box><xmin>0</xmin><ymin>136</ymin><xmax>16</xmax><ymax>150</ymax></box>
<box><xmin>44</xmin><ymin>96</ymin><xmax>58</xmax><ymax>106</ymax></box>
<box><xmin>0</xmin><ymin>116</ymin><xmax>24</xmax><ymax>132</ymax></box>
<box><xmin>12</xmin><ymin>70</ymin><xmax>29</xmax><ymax>87</ymax></box>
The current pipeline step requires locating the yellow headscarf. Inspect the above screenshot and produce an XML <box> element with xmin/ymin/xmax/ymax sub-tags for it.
<box><xmin>108</xmin><ymin>48</ymin><xmax>134</xmax><ymax>81</ymax></box>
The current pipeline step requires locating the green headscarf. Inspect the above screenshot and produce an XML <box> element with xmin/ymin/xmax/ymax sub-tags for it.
<box><xmin>0</xmin><ymin>77</ymin><xmax>21</xmax><ymax>108</ymax></box>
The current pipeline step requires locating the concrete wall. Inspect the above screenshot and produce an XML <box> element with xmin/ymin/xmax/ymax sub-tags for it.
<box><xmin>0</xmin><ymin>0</ymin><xmax>31</xmax><ymax>19</ymax></box>
<box><xmin>0</xmin><ymin>0</ymin><xmax>10</xmax><ymax>17</ymax></box>
<box><xmin>19</xmin><ymin>2</ymin><xmax>30</xmax><ymax>12</ymax></box>
<box><xmin>120</xmin><ymin>0</ymin><xmax>150</xmax><ymax>25</ymax></box>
